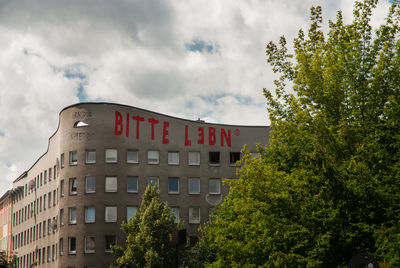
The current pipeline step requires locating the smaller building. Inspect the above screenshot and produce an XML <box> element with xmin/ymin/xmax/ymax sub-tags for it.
<box><xmin>0</xmin><ymin>190</ymin><xmax>13</xmax><ymax>261</ymax></box>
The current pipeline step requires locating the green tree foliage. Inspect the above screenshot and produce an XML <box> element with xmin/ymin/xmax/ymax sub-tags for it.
<box><xmin>197</xmin><ymin>0</ymin><xmax>400</xmax><ymax>266</ymax></box>
<box><xmin>0</xmin><ymin>251</ymin><xmax>17</xmax><ymax>268</ymax></box>
<box><xmin>111</xmin><ymin>183</ymin><xmax>178</xmax><ymax>268</ymax></box>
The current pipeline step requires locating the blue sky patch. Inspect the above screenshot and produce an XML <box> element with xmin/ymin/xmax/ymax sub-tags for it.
<box><xmin>186</xmin><ymin>39</ymin><xmax>216</xmax><ymax>53</ymax></box>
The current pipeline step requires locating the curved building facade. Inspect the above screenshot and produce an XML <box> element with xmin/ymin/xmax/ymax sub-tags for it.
<box><xmin>11</xmin><ymin>102</ymin><xmax>269</xmax><ymax>267</ymax></box>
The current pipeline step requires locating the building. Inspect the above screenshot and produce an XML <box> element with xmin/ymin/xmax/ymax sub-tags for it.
<box><xmin>0</xmin><ymin>190</ymin><xmax>13</xmax><ymax>262</ymax></box>
<box><xmin>10</xmin><ymin>102</ymin><xmax>269</xmax><ymax>267</ymax></box>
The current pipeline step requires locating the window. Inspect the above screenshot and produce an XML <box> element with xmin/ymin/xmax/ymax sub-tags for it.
<box><xmin>68</xmin><ymin>237</ymin><xmax>76</xmax><ymax>254</ymax></box>
<box><xmin>69</xmin><ymin>151</ymin><xmax>78</xmax><ymax>165</ymax></box>
<box><xmin>188</xmin><ymin>178</ymin><xmax>200</xmax><ymax>194</ymax></box>
<box><xmin>147</xmin><ymin>151</ymin><xmax>159</xmax><ymax>164</ymax></box>
<box><xmin>105</xmin><ymin>177</ymin><xmax>117</xmax><ymax>192</ymax></box>
<box><xmin>147</xmin><ymin>177</ymin><xmax>159</xmax><ymax>190</ymax></box>
<box><xmin>69</xmin><ymin>207</ymin><xmax>76</xmax><ymax>224</ymax></box>
<box><xmin>52</xmin><ymin>244</ymin><xmax>55</xmax><ymax>261</ymax></box>
<box><xmin>127</xmin><ymin>150</ymin><xmax>139</xmax><ymax>163</ymax></box>
<box><xmin>44</xmin><ymin>170</ymin><xmax>47</xmax><ymax>184</ymax></box>
<box><xmin>188</xmin><ymin>151</ymin><xmax>200</xmax><ymax>165</ymax></box>
<box><xmin>170</xmin><ymin>207</ymin><xmax>179</xmax><ymax>224</ymax></box>
<box><xmin>105</xmin><ymin>149</ymin><xmax>117</xmax><ymax>163</ymax></box>
<box><xmin>69</xmin><ymin>178</ymin><xmax>77</xmax><ymax>195</ymax></box>
<box><xmin>189</xmin><ymin>207</ymin><xmax>200</xmax><ymax>224</ymax></box>
<box><xmin>127</xmin><ymin>177</ymin><xmax>138</xmax><ymax>193</ymax></box>
<box><xmin>43</xmin><ymin>194</ymin><xmax>47</xmax><ymax>210</ymax></box>
<box><xmin>85</xmin><ymin>176</ymin><xmax>96</xmax><ymax>193</ymax></box>
<box><xmin>61</xmin><ymin>153</ymin><xmax>65</xmax><ymax>168</ymax></box>
<box><xmin>209</xmin><ymin>152</ymin><xmax>220</xmax><ymax>165</ymax></box>
<box><xmin>53</xmin><ymin>190</ymin><xmax>56</xmax><ymax>206</ymax></box>
<box><xmin>127</xmin><ymin>206</ymin><xmax>137</xmax><ymax>222</ymax></box>
<box><xmin>168</xmin><ymin>152</ymin><xmax>179</xmax><ymax>165</ymax></box>
<box><xmin>60</xmin><ymin>209</ymin><xmax>64</xmax><ymax>226</ymax></box>
<box><xmin>48</xmin><ymin>192</ymin><xmax>52</xmax><ymax>208</ymax></box>
<box><xmin>168</xmin><ymin>177</ymin><xmax>179</xmax><ymax>194</ymax></box>
<box><xmin>230</xmin><ymin>152</ymin><xmax>241</xmax><ymax>165</ymax></box>
<box><xmin>85</xmin><ymin>236</ymin><xmax>95</xmax><ymax>253</ymax></box>
<box><xmin>59</xmin><ymin>238</ymin><xmax>63</xmax><ymax>256</ymax></box>
<box><xmin>209</xmin><ymin>178</ymin><xmax>221</xmax><ymax>194</ymax></box>
<box><xmin>85</xmin><ymin>150</ymin><xmax>96</xmax><ymax>164</ymax></box>
<box><xmin>105</xmin><ymin>206</ymin><xmax>117</xmax><ymax>223</ymax></box>
<box><xmin>47</xmin><ymin>246</ymin><xmax>50</xmax><ymax>262</ymax></box>
<box><xmin>49</xmin><ymin>167</ymin><xmax>52</xmax><ymax>181</ymax></box>
<box><xmin>54</xmin><ymin>165</ymin><xmax>56</xmax><ymax>179</ymax></box>
<box><xmin>104</xmin><ymin>235</ymin><xmax>116</xmax><ymax>252</ymax></box>
<box><xmin>48</xmin><ymin>219</ymin><xmax>51</xmax><ymax>235</ymax></box>
<box><xmin>60</xmin><ymin>180</ymin><xmax>65</xmax><ymax>197</ymax></box>
<box><xmin>42</xmin><ymin>247</ymin><xmax>45</xmax><ymax>263</ymax></box>
<box><xmin>85</xmin><ymin>207</ymin><xmax>95</xmax><ymax>223</ymax></box>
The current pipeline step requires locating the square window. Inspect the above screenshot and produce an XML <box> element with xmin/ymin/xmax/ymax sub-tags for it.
<box><xmin>85</xmin><ymin>207</ymin><xmax>95</xmax><ymax>223</ymax></box>
<box><xmin>168</xmin><ymin>177</ymin><xmax>179</xmax><ymax>194</ymax></box>
<box><xmin>188</xmin><ymin>178</ymin><xmax>200</xmax><ymax>194</ymax></box>
<box><xmin>104</xmin><ymin>235</ymin><xmax>116</xmax><ymax>252</ymax></box>
<box><xmin>189</xmin><ymin>207</ymin><xmax>200</xmax><ymax>224</ymax></box>
<box><xmin>209</xmin><ymin>179</ymin><xmax>221</xmax><ymax>194</ymax></box>
<box><xmin>209</xmin><ymin>152</ymin><xmax>220</xmax><ymax>165</ymax></box>
<box><xmin>61</xmin><ymin>153</ymin><xmax>65</xmax><ymax>168</ymax></box>
<box><xmin>147</xmin><ymin>151</ymin><xmax>159</xmax><ymax>164</ymax></box>
<box><xmin>69</xmin><ymin>151</ymin><xmax>78</xmax><ymax>166</ymax></box>
<box><xmin>170</xmin><ymin>207</ymin><xmax>179</xmax><ymax>224</ymax></box>
<box><xmin>127</xmin><ymin>150</ymin><xmax>139</xmax><ymax>164</ymax></box>
<box><xmin>168</xmin><ymin>152</ymin><xmax>179</xmax><ymax>165</ymax></box>
<box><xmin>147</xmin><ymin>177</ymin><xmax>159</xmax><ymax>190</ymax></box>
<box><xmin>68</xmin><ymin>237</ymin><xmax>76</xmax><ymax>254</ymax></box>
<box><xmin>230</xmin><ymin>152</ymin><xmax>241</xmax><ymax>165</ymax></box>
<box><xmin>69</xmin><ymin>207</ymin><xmax>76</xmax><ymax>224</ymax></box>
<box><xmin>85</xmin><ymin>177</ymin><xmax>96</xmax><ymax>193</ymax></box>
<box><xmin>105</xmin><ymin>206</ymin><xmax>117</xmax><ymax>223</ymax></box>
<box><xmin>86</xmin><ymin>150</ymin><xmax>96</xmax><ymax>164</ymax></box>
<box><xmin>105</xmin><ymin>149</ymin><xmax>118</xmax><ymax>163</ymax></box>
<box><xmin>105</xmin><ymin>177</ymin><xmax>117</xmax><ymax>192</ymax></box>
<box><xmin>127</xmin><ymin>206</ymin><xmax>137</xmax><ymax>222</ymax></box>
<box><xmin>188</xmin><ymin>152</ymin><xmax>200</xmax><ymax>165</ymax></box>
<box><xmin>69</xmin><ymin>178</ymin><xmax>77</xmax><ymax>195</ymax></box>
<box><xmin>127</xmin><ymin>177</ymin><xmax>138</xmax><ymax>193</ymax></box>
<box><xmin>85</xmin><ymin>236</ymin><xmax>95</xmax><ymax>253</ymax></box>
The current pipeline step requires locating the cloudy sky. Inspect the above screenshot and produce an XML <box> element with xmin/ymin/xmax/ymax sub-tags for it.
<box><xmin>0</xmin><ymin>0</ymin><xmax>393</xmax><ymax>196</ymax></box>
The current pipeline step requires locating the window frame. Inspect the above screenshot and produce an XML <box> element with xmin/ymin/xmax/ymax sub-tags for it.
<box><xmin>84</xmin><ymin>236</ymin><xmax>96</xmax><ymax>254</ymax></box>
<box><xmin>170</xmin><ymin>207</ymin><xmax>179</xmax><ymax>224</ymax></box>
<box><xmin>189</xmin><ymin>207</ymin><xmax>200</xmax><ymax>224</ymax></box>
<box><xmin>126</xmin><ymin>206</ymin><xmax>138</xmax><ymax>222</ymax></box>
<box><xmin>147</xmin><ymin>150</ymin><xmax>159</xmax><ymax>165</ymax></box>
<box><xmin>68</xmin><ymin>237</ymin><xmax>76</xmax><ymax>255</ymax></box>
<box><xmin>127</xmin><ymin>177</ymin><xmax>138</xmax><ymax>193</ymax></box>
<box><xmin>69</xmin><ymin>207</ymin><xmax>77</xmax><ymax>225</ymax></box>
<box><xmin>209</xmin><ymin>178</ymin><xmax>221</xmax><ymax>195</ymax></box>
<box><xmin>229</xmin><ymin>152</ymin><xmax>241</xmax><ymax>165</ymax></box>
<box><xmin>69</xmin><ymin>151</ymin><xmax>78</xmax><ymax>166</ymax></box>
<box><xmin>188</xmin><ymin>151</ymin><xmax>200</xmax><ymax>166</ymax></box>
<box><xmin>105</xmin><ymin>149</ymin><xmax>118</xmax><ymax>163</ymax></box>
<box><xmin>85</xmin><ymin>207</ymin><xmax>95</xmax><ymax>223</ymax></box>
<box><xmin>209</xmin><ymin>152</ymin><xmax>220</xmax><ymax>166</ymax></box>
<box><xmin>104</xmin><ymin>235</ymin><xmax>116</xmax><ymax>253</ymax></box>
<box><xmin>105</xmin><ymin>176</ymin><xmax>117</xmax><ymax>193</ymax></box>
<box><xmin>167</xmin><ymin>151</ymin><xmax>179</xmax><ymax>165</ymax></box>
<box><xmin>188</xmin><ymin>178</ymin><xmax>200</xmax><ymax>195</ymax></box>
<box><xmin>69</xmin><ymin>178</ymin><xmax>77</xmax><ymax>195</ymax></box>
<box><xmin>167</xmin><ymin>177</ymin><xmax>180</xmax><ymax>194</ymax></box>
<box><xmin>127</xmin><ymin>150</ymin><xmax>139</xmax><ymax>164</ymax></box>
<box><xmin>147</xmin><ymin>177</ymin><xmax>159</xmax><ymax>190</ymax></box>
<box><xmin>105</xmin><ymin>206</ymin><xmax>117</xmax><ymax>223</ymax></box>
<box><xmin>85</xmin><ymin>150</ymin><xmax>96</xmax><ymax>164</ymax></box>
<box><xmin>85</xmin><ymin>176</ymin><xmax>96</xmax><ymax>194</ymax></box>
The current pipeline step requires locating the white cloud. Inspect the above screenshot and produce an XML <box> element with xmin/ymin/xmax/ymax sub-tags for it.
<box><xmin>0</xmin><ymin>0</ymin><xmax>394</xmax><ymax>196</ymax></box>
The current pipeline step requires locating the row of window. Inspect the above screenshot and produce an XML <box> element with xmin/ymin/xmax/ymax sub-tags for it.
<box><xmin>13</xmin><ymin>189</ymin><xmax>58</xmax><ymax>227</ymax></box>
<box><xmin>61</xmin><ymin>206</ymin><xmax>200</xmax><ymax>225</ymax></box>
<box><xmin>16</xmin><ymin>243</ymin><xmax>58</xmax><ymax>268</ymax></box>
<box><xmin>62</xmin><ymin>149</ymin><xmax>241</xmax><ymax>166</ymax></box>
<box><xmin>13</xmin><ymin>216</ymin><xmax>58</xmax><ymax>250</ymax></box>
<box><xmin>61</xmin><ymin>176</ymin><xmax>221</xmax><ymax>195</ymax></box>
<box><xmin>13</xmin><ymin>165</ymin><xmax>58</xmax><ymax>203</ymax></box>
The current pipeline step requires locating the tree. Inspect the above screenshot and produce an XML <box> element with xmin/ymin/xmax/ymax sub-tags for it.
<box><xmin>197</xmin><ymin>0</ymin><xmax>400</xmax><ymax>266</ymax></box>
<box><xmin>0</xmin><ymin>251</ymin><xmax>17</xmax><ymax>268</ymax></box>
<box><xmin>111</xmin><ymin>183</ymin><xmax>178</xmax><ymax>268</ymax></box>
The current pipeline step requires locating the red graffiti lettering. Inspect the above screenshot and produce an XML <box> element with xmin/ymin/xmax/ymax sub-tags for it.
<box><xmin>209</xmin><ymin>127</ymin><xmax>216</xmax><ymax>146</ymax></box>
<box><xmin>163</xmin><ymin>121</ymin><xmax>170</xmax><ymax>144</ymax></box>
<box><xmin>132</xmin><ymin>115</ymin><xmax>144</xmax><ymax>139</ymax></box>
<box><xmin>184</xmin><ymin>125</ymin><xmax>192</xmax><ymax>146</ymax></box>
<box><xmin>115</xmin><ymin>111</ymin><xmax>123</xmax><ymax>135</ymax></box>
<box><xmin>221</xmin><ymin>129</ymin><xmax>231</xmax><ymax>147</ymax></box>
<box><xmin>148</xmin><ymin>118</ymin><xmax>159</xmax><ymax>140</ymax></box>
